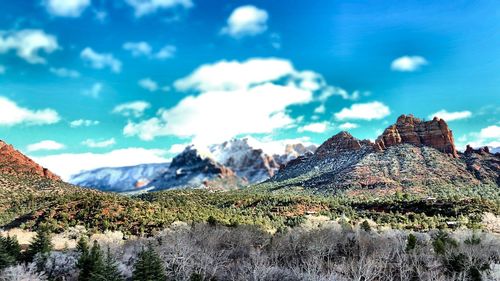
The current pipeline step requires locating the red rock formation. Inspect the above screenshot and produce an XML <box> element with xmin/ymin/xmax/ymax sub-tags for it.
<box><xmin>315</xmin><ymin>131</ymin><xmax>363</xmax><ymax>158</ymax></box>
<box><xmin>465</xmin><ymin>145</ymin><xmax>490</xmax><ymax>155</ymax></box>
<box><xmin>0</xmin><ymin>140</ymin><xmax>60</xmax><ymax>180</ymax></box>
<box><xmin>375</xmin><ymin>114</ymin><xmax>458</xmax><ymax>157</ymax></box>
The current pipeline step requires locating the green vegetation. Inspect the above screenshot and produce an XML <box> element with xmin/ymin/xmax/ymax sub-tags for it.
<box><xmin>132</xmin><ymin>245</ymin><xmax>166</xmax><ymax>281</ymax></box>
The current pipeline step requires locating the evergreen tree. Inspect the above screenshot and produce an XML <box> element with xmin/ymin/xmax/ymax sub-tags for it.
<box><xmin>78</xmin><ymin>239</ymin><xmax>106</xmax><ymax>281</ymax></box>
<box><xmin>0</xmin><ymin>235</ymin><xmax>21</xmax><ymax>270</ymax></box>
<box><xmin>132</xmin><ymin>245</ymin><xmax>166</xmax><ymax>281</ymax></box>
<box><xmin>99</xmin><ymin>247</ymin><xmax>124</xmax><ymax>281</ymax></box>
<box><xmin>406</xmin><ymin>233</ymin><xmax>417</xmax><ymax>251</ymax></box>
<box><xmin>25</xmin><ymin>228</ymin><xmax>53</xmax><ymax>264</ymax></box>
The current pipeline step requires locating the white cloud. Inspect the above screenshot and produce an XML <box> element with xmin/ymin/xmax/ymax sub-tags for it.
<box><xmin>245</xmin><ymin>135</ymin><xmax>315</xmax><ymax>156</ymax></box>
<box><xmin>123</xmin><ymin>41</ymin><xmax>152</xmax><ymax>57</ymax></box>
<box><xmin>428</xmin><ymin>110</ymin><xmax>472</xmax><ymax>121</ymax></box>
<box><xmin>318</xmin><ymin>87</ymin><xmax>360</xmax><ymax>101</ymax></box>
<box><xmin>82</xmin><ymin>138</ymin><xmax>116</xmax><ymax>148</ymax></box>
<box><xmin>456</xmin><ymin>125</ymin><xmax>500</xmax><ymax>150</ymax></box>
<box><xmin>83</xmin><ymin>83</ymin><xmax>103</xmax><ymax>98</ymax></box>
<box><xmin>70</xmin><ymin>119</ymin><xmax>99</xmax><ymax>127</ymax></box>
<box><xmin>314</xmin><ymin>105</ymin><xmax>325</xmax><ymax>114</ymax></box>
<box><xmin>126</xmin><ymin>58</ymin><xmax>353</xmax><ymax>144</ymax></box>
<box><xmin>391</xmin><ymin>56</ymin><xmax>428</xmax><ymax>72</ymax></box>
<box><xmin>339</xmin><ymin>122</ymin><xmax>359</xmax><ymax>130</ymax></box>
<box><xmin>168</xmin><ymin>143</ymin><xmax>188</xmax><ymax>154</ymax></box>
<box><xmin>44</xmin><ymin>0</ymin><xmax>90</xmax><ymax>17</ymax></box>
<box><xmin>138</xmin><ymin>78</ymin><xmax>158</xmax><ymax>92</ymax></box>
<box><xmin>125</xmin><ymin>0</ymin><xmax>193</xmax><ymax>17</ymax></box>
<box><xmin>49</xmin><ymin>67</ymin><xmax>80</xmax><ymax>78</ymax></box>
<box><xmin>113</xmin><ymin>101</ymin><xmax>150</xmax><ymax>117</ymax></box>
<box><xmin>124</xmin><ymin>83</ymin><xmax>312</xmax><ymax>144</ymax></box>
<box><xmin>27</xmin><ymin>140</ymin><xmax>65</xmax><ymax>152</ymax></box>
<box><xmin>33</xmin><ymin>148</ymin><xmax>170</xmax><ymax>180</ymax></box>
<box><xmin>297</xmin><ymin>122</ymin><xmax>328</xmax><ymax>133</ymax></box>
<box><xmin>123</xmin><ymin>42</ymin><xmax>176</xmax><ymax>59</ymax></box>
<box><xmin>221</xmin><ymin>5</ymin><xmax>268</xmax><ymax>38</ymax></box>
<box><xmin>479</xmin><ymin>125</ymin><xmax>500</xmax><ymax>139</ymax></box>
<box><xmin>0</xmin><ymin>29</ymin><xmax>59</xmax><ymax>64</ymax></box>
<box><xmin>80</xmin><ymin>47</ymin><xmax>122</xmax><ymax>73</ymax></box>
<box><xmin>174</xmin><ymin>58</ymin><xmax>294</xmax><ymax>92</ymax></box>
<box><xmin>155</xmin><ymin>45</ymin><xmax>176</xmax><ymax>59</ymax></box>
<box><xmin>335</xmin><ymin>101</ymin><xmax>391</xmax><ymax>121</ymax></box>
<box><xmin>0</xmin><ymin>96</ymin><xmax>60</xmax><ymax>126</ymax></box>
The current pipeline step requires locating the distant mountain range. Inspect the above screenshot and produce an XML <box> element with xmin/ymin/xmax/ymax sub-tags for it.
<box><xmin>69</xmin><ymin>138</ymin><xmax>316</xmax><ymax>192</ymax></box>
<box><xmin>270</xmin><ymin>115</ymin><xmax>499</xmax><ymax>192</ymax></box>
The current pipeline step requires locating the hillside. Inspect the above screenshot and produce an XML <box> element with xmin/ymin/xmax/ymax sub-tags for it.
<box><xmin>268</xmin><ymin>115</ymin><xmax>499</xmax><ymax>192</ymax></box>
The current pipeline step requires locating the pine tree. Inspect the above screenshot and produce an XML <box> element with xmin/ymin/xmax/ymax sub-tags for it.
<box><xmin>132</xmin><ymin>245</ymin><xmax>166</xmax><ymax>281</ymax></box>
<box><xmin>0</xmin><ymin>235</ymin><xmax>21</xmax><ymax>270</ymax></box>
<box><xmin>25</xmin><ymin>228</ymin><xmax>53</xmax><ymax>264</ymax></box>
<box><xmin>100</xmin><ymin>247</ymin><xmax>124</xmax><ymax>281</ymax></box>
<box><xmin>78</xmin><ymin>239</ymin><xmax>106</xmax><ymax>281</ymax></box>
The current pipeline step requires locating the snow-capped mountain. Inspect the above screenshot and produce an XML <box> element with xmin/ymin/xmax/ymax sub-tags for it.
<box><xmin>145</xmin><ymin>145</ymin><xmax>244</xmax><ymax>191</ymax></box>
<box><xmin>209</xmin><ymin>138</ymin><xmax>281</xmax><ymax>183</ymax></box>
<box><xmin>69</xmin><ymin>138</ymin><xmax>316</xmax><ymax>193</ymax></box>
<box><xmin>69</xmin><ymin>163</ymin><xmax>169</xmax><ymax>192</ymax></box>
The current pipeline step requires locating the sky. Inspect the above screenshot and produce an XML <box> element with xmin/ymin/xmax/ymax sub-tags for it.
<box><xmin>0</xmin><ymin>0</ymin><xmax>499</xmax><ymax>179</ymax></box>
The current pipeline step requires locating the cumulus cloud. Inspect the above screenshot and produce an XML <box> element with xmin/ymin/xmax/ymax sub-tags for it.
<box><xmin>113</xmin><ymin>101</ymin><xmax>151</xmax><ymax>117</ymax></box>
<box><xmin>428</xmin><ymin>110</ymin><xmax>472</xmax><ymax>121</ymax></box>
<box><xmin>168</xmin><ymin>143</ymin><xmax>189</xmax><ymax>154</ymax></box>
<box><xmin>0</xmin><ymin>29</ymin><xmax>59</xmax><ymax>64</ymax></box>
<box><xmin>80</xmin><ymin>47</ymin><xmax>122</xmax><ymax>73</ymax></box>
<box><xmin>221</xmin><ymin>5</ymin><xmax>268</xmax><ymax>38</ymax></box>
<box><xmin>391</xmin><ymin>55</ymin><xmax>428</xmax><ymax>72</ymax></box>
<box><xmin>125</xmin><ymin>0</ymin><xmax>193</xmax><ymax>17</ymax></box>
<box><xmin>83</xmin><ymin>83</ymin><xmax>103</xmax><ymax>98</ymax></box>
<box><xmin>457</xmin><ymin>125</ymin><xmax>500</xmax><ymax>150</ymax></box>
<box><xmin>27</xmin><ymin>140</ymin><xmax>65</xmax><ymax>152</ymax></box>
<box><xmin>82</xmin><ymin>138</ymin><xmax>116</xmax><ymax>148</ymax></box>
<box><xmin>297</xmin><ymin>122</ymin><xmax>328</xmax><ymax>133</ymax></box>
<box><xmin>125</xmin><ymin>58</ymin><xmax>353</xmax><ymax>144</ymax></box>
<box><xmin>339</xmin><ymin>122</ymin><xmax>359</xmax><ymax>130</ymax></box>
<box><xmin>44</xmin><ymin>0</ymin><xmax>90</xmax><ymax>17</ymax></box>
<box><xmin>138</xmin><ymin>78</ymin><xmax>158</xmax><ymax>92</ymax></box>
<box><xmin>70</xmin><ymin>119</ymin><xmax>99</xmax><ymax>128</ymax></box>
<box><xmin>0</xmin><ymin>96</ymin><xmax>60</xmax><ymax>126</ymax></box>
<box><xmin>314</xmin><ymin>105</ymin><xmax>325</xmax><ymax>114</ymax></box>
<box><xmin>33</xmin><ymin>148</ymin><xmax>170</xmax><ymax>180</ymax></box>
<box><xmin>334</xmin><ymin>101</ymin><xmax>391</xmax><ymax>121</ymax></box>
<box><xmin>49</xmin><ymin>67</ymin><xmax>80</xmax><ymax>78</ymax></box>
<box><xmin>174</xmin><ymin>58</ymin><xmax>295</xmax><ymax>92</ymax></box>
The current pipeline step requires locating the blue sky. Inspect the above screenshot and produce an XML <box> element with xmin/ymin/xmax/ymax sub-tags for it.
<box><xmin>0</xmin><ymin>0</ymin><xmax>498</xmax><ymax>178</ymax></box>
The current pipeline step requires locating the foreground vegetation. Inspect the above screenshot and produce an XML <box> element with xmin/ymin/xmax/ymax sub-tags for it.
<box><xmin>1</xmin><ymin>223</ymin><xmax>499</xmax><ymax>281</ymax></box>
<box><xmin>1</xmin><ymin>174</ymin><xmax>499</xmax><ymax>235</ymax></box>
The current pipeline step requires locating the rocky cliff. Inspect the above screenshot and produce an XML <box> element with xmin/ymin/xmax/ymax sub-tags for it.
<box><xmin>270</xmin><ymin>115</ymin><xmax>499</xmax><ymax>191</ymax></box>
<box><xmin>0</xmin><ymin>140</ymin><xmax>60</xmax><ymax>180</ymax></box>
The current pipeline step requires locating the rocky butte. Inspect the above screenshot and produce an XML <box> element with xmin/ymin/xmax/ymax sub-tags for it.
<box><xmin>270</xmin><ymin>114</ymin><xmax>499</xmax><ymax>191</ymax></box>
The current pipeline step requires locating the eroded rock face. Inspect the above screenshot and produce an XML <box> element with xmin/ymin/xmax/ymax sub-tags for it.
<box><xmin>375</xmin><ymin>114</ymin><xmax>458</xmax><ymax>157</ymax></box>
<box><xmin>0</xmin><ymin>140</ymin><xmax>60</xmax><ymax>180</ymax></box>
<box><xmin>315</xmin><ymin>132</ymin><xmax>363</xmax><ymax>157</ymax></box>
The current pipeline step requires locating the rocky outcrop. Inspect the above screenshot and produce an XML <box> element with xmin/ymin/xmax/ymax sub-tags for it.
<box><xmin>375</xmin><ymin>115</ymin><xmax>458</xmax><ymax>157</ymax></box>
<box><xmin>0</xmin><ymin>140</ymin><xmax>60</xmax><ymax>180</ymax></box>
<box><xmin>269</xmin><ymin>115</ymin><xmax>498</xmax><ymax>191</ymax></box>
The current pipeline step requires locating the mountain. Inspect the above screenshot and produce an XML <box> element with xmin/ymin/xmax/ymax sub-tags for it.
<box><xmin>69</xmin><ymin>163</ymin><xmax>169</xmax><ymax>192</ymax></box>
<box><xmin>209</xmin><ymin>138</ymin><xmax>281</xmax><ymax>183</ymax></box>
<box><xmin>269</xmin><ymin>115</ymin><xmax>499</xmax><ymax>192</ymax></box>
<box><xmin>145</xmin><ymin>145</ymin><xmax>244</xmax><ymax>191</ymax></box>
<box><xmin>70</xmin><ymin>138</ymin><xmax>314</xmax><ymax>192</ymax></box>
<box><xmin>0</xmin><ymin>140</ymin><xmax>60</xmax><ymax>180</ymax></box>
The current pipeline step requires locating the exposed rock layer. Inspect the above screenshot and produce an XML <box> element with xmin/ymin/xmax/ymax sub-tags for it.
<box><xmin>0</xmin><ymin>140</ymin><xmax>60</xmax><ymax>180</ymax></box>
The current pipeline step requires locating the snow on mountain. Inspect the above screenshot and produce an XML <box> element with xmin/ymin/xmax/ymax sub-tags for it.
<box><xmin>69</xmin><ymin>163</ymin><xmax>169</xmax><ymax>192</ymax></box>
